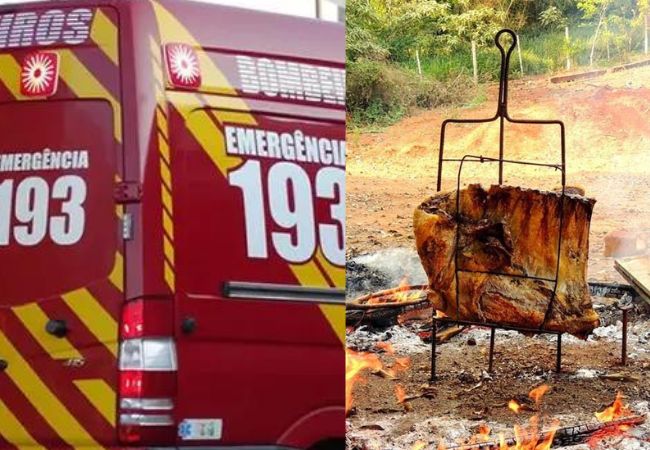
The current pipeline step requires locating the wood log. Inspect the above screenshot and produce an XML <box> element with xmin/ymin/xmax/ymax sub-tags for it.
<box><xmin>414</xmin><ymin>184</ymin><xmax>600</xmax><ymax>338</ymax></box>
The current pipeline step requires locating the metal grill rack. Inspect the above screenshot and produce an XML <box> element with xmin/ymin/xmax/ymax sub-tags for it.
<box><xmin>431</xmin><ymin>29</ymin><xmax>568</xmax><ymax>380</ymax></box>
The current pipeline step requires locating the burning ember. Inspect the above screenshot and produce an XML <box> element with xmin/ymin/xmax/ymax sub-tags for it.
<box><xmin>366</xmin><ymin>276</ymin><xmax>426</xmax><ymax>304</ymax></box>
<box><xmin>587</xmin><ymin>392</ymin><xmax>635</xmax><ymax>447</ymax></box>
<box><xmin>346</xmin><ymin>349</ymin><xmax>382</xmax><ymax>414</ymax></box>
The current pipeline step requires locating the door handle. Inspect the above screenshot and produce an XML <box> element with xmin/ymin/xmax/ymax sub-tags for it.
<box><xmin>46</xmin><ymin>319</ymin><xmax>69</xmax><ymax>338</ymax></box>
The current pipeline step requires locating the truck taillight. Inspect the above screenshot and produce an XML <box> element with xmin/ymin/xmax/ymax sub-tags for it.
<box><xmin>164</xmin><ymin>43</ymin><xmax>201</xmax><ymax>89</ymax></box>
<box><xmin>118</xmin><ymin>300</ymin><xmax>177</xmax><ymax>445</ymax></box>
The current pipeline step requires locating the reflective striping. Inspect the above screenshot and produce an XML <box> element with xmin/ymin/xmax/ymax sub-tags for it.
<box><xmin>58</xmin><ymin>50</ymin><xmax>122</xmax><ymax>143</ymax></box>
<box><xmin>156</xmin><ymin>108</ymin><xmax>169</xmax><ymax>134</ymax></box>
<box><xmin>0</xmin><ymin>331</ymin><xmax>101</xmax><ymax>448</ymax></box>
<box><xmin>12</xmin><ymin>303</ymin><xmax>82</xmax><ymax>360</ymax></box>
<box><xmin>290</xmin><ymin>262</ymin><xmax>330</xmax><ymax>288</ymax></box>
<box><xmin>151</xmin><ymin>34</ymin><xmax>176</xmax><ymax>292</ymax></box>
<box><xmin>162</xmin><ymin>209</ymin><xmax>174</xmax><ymax>240</ymax></box>
<box><xmin>316</xmin><ymin>249</ymin><xmax>345</xmax><ymax>288</ymax></box>
<box><xmin>0</xmin><ymin>54</ymin><xmax>29</xmax><ymax>100</ymax></box>
<box><xmin>319</xmin><ymin>304</ymin><xmax>345</xmax><ymax>344</ymax></box>
<box><xmin>290</xmin><ymin>262</ymin><xmax>345</xmax><ymax>343</ymax></box>
<box><xmin>0</xmin><ymin>398</ymin><xmax>45</xmax><ymax>450</ymax></box>
<box><xmin>109</xmin><ymin>252</ymin><xmax>124</xmax><ymax>293</ymax></box>
<box><xmin>163</xmin><ymin>235</ymin><xmax>175</xmax><ymax>265</ymax></box>
<box><xmin>164</xmin><ymin>261</ymin><xmax>176</xmax><ymax>290</ymax></box>
<box><xmin>160</xmin><ymin>157</ymin><xmax>172</xmax><ymax>189</ymax></box>
<box><xmin>184</xmin><ymin>109</ymin><xmax>242</xmax><ymax>176</ymax></box>
<box><xmin>62</xmin><ymin>289</ymin><xmax>118</xmax><ymax>357</ymax></box>
<box><xmin>73</xmin><ymin>380</ymin><xmax>116</xmax><ymax>427</ymax></box>
<box><xmin>158</xmin><ymin>133</ymin><xmax>171</xmax><ymax>163</ymax></box>
<box><xmin>161</xmin><ymin>181</ymin><xmax>174</xmax><ymax>214</ymax></box>
<box><xmin>90</xmin><ymin>9</ymin><xmax>119</xmax><ymax>66</ymax></box>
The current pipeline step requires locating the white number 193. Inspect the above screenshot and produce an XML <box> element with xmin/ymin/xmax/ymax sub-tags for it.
<box><xmin>0</xmin><ymin>175</ymin><xmax>87</xmax><ymax>247</ymax></box>
<box><xmin>229</xmin><ymin>161</ymin><xmax>344</xmax><ymax>266</ymax></box>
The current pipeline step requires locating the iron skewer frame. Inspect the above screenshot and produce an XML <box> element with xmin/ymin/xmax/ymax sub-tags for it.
<box><xmin>431</xmin><ymin>29</ymin><xmax>568</xmax><ymax>381</ymax></box>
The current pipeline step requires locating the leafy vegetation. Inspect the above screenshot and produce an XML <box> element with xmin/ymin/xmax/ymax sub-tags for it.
<box><xmin>347</xmin><ymin>0</ymin><xmax>650</xmax><ymax>126</ymax></box>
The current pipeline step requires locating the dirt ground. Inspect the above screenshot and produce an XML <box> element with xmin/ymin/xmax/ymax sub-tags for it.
<box><xmin>347</xmin><ymin>66</ymin><xmax>650</xmax><ymax>283</ymax></box>
<box><xmin>346</xmin><ymin>306</ymin><xmax>650</xmax><ymax>449</ymax></box>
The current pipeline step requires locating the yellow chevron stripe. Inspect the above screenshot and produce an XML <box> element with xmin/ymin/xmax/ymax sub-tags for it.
<box><xmin>161</xmin><ymin>186</ymin><xmax>173</xmax><ymax>214</ymax></box>
<box><xmin>182</xmin><ymin>107</ymin><xmax>242</xmax><ymax>176</ymax></box>
<box><xmin>290</xmin><ymin>262</ymin><xmax>329</xmax><ymax>288</ymax></box>
<box><xmin>74</xmin><ymin>379</ymin><xmax>116</xmax><ymax>427</ymax></box>
<box><xmin>0</xmin><ymin>398</ymin><xmax>45</xmax><ymax>450</ymax></box>
<box><xmin>109</xmin><ymin>252</ymin><xmax>124</xmax><ymax>292</ymax></box>
<box><xmin>318</xmin><ymin>304</ymin><xmax>345</xmax><ymax>344</ymax></box>
<box><xmin>290</xmin><ymin>262</ymin><xmax>344</xmax><ymax>343</ymax></box>
<box><xmin>164</xmin><ymin>261</ymin><xmax>176</xmax><ymax>290</ymax></box>
<box><xmin>160</xmin><ymin>159</ymin><xmax>172</xmax><ymax>189</ymax></box>
<box><xmin>156</xmin><ymin>109</ymin><xmax>169</xmax><ymax>136</ymax></box>
<box><xmin>90</xmin><ymin>8</ymin><xmax>119</xmax><ymax>66</ymax></box>
<box><xmin>163</xmin><ymin>235</ymin><xmax>175</xmax><ymax>265</ymax></box>
<box><xmin>12</xmin><ymin>303</ymin><xmax>82</xmax><ymax>360</ymax></box>
<box><xmin>158</xmin><ymin>133</ymin><xmax>170</xmax><ymax>162</ymax></box>
<box><xmin>0</xmin><ymin>331</ymin><xmax>101</xmax><ymax>448</ymax></box>
<box><xmin>0</xmin><ymin>54</ymin><xmax>29</xmax><ymax>100</ymax></box>
<box><xmin>62</xmin><ymin>289</ymin><xmax>117</xmax><ymax>357</ymax></box>
<box><xmin>58</xmin><ymin>50</ymin><xmax>122</xmax><ymax>143</ymax></box>
<box><xmin>316</xmin><ymin>249</ymin><xmax>345</xmax><ymax>288</ymax></box>
<box><xmin>162</xmin><ymin>209</ymin><xmax>174</xmax><ymax>240</ymax></box>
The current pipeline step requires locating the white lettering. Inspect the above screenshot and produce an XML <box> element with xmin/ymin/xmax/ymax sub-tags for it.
<box><xmin>0</xmin><ymin>149</ymin><xmax>90</xmax><ymax>173</ymax></box>
<box><xmin>0</xmin><ymin>8</ymin><xmax>93</xmax><ymax>49</ymax></box>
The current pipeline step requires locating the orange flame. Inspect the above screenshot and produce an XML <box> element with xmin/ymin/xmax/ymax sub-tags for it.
<box><xmin>528</xmin><ymin>385</ymin><xmax>549</xmax><ymax>406</ymax></box>
<box><xmin>587</xmin><ymin>392</ymin><xmax>634</xmax><ymax>446</ymax></box>
<box><xmin>368</xmin><ymin>276</ymin><xmax>425</xmax><ymax>304</ymax></box>
<box><xmin>345</xmin><ymin>349</ymin><xmax>382</xmax><ymax>414</ymax></box>
<box><xmin>594</xmin><ymin>392</ymin><xmax>631</xmax><ymax>422</ymax></box>
<box><xmin>509</xmin><ymin>399</ymin><xmax>522</xmax><ymax>414</ymax></box>
<box><xmin>504</xmin><ymin>416</ymin><xmax>559</xmax><ymax>450</ymax></box>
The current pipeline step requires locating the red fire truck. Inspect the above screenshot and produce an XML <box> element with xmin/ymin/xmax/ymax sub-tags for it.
<box><xmin>0</xmin><ymin>1</ymin><xmax>345</xmax><ymax>449</ymax></box>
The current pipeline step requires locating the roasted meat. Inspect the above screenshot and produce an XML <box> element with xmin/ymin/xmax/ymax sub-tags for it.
<box><xmin>414</xmin><ymin>184</ymin><xmax>599</xmax><ymax>338</ymax></box>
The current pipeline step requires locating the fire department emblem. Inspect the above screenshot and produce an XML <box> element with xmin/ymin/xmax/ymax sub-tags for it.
<box><xmin>20</xmin><ymin>52</ymin><xmax>60</xmax><ymax>97</ymax></box>
<box><xmin>165</xmin><ymin>43</ymin><xmax>201</xmax><ymax>89</ymax></box>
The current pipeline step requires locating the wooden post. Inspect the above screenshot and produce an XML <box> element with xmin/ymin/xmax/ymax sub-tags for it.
<box><xmin>416</xmin><ymin>49</ymin><xmax>422</xmax><ymax>78</ymax></box>
<box><xmin>471</xmin><ymin>40</ymin><xmax>478</xmax><ymax>85</ymax></box>
<box><xmin>516</xmin><ymin>33</ymin><xmax>524</xmax><ymax>75</ymax></box>
<box><xmin>605</xmin><ymin>23</ymin><xmax>610</xmax><ymax>60</ymax></box>
<box><xmin>565</xmin><ymin>26</ymin><xmax>571</xmax><ymax>70</ymax></box>
<box><xmin>643</xmin><ymin>14</ymin><xmax>648</xmax><ymax>55</ymax></box>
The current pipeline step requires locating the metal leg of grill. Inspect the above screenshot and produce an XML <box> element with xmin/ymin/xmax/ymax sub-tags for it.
<box><xmin>488</xmin><ymin>328</ymin><xmax>496</xmax><ymax>373</ymax></box>
<box><xmin>430</xmin><ymin>318</ymin><xmax>437</xmax><ymax>382</ymax></box>
<box><xmin>556</xmin><ymin>334</ymin><xmax>562</xmax><ymax>373</ymax></box>
<box><xmin>622</xmin><ymin>307</ymin><xmax>629</xmax><ymax>366</ymax></box>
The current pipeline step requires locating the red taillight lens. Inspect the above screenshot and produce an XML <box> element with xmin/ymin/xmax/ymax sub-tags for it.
<box><xmin>121</xmin><ymin>300</ymin><xmax>144</xmax><ymax>339</ymax></box>
<box><xmin>20</xmin><ymin>52</ymin><xmax>60</xmax><ymax>97</ymax></box>
<box><xmin>119</xmin><ymin>370</ymin><xmax>143</xmax><ymax>398</ymax></box>
<box><xmin>118</xmin><ymin>299</ymin><xmax>176</xmax><ymax>445</ymax></box>
<box><xmin>164</xmin><ymin>43</ymin><xmax>201</xmax><ymax>89</ymax></box>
